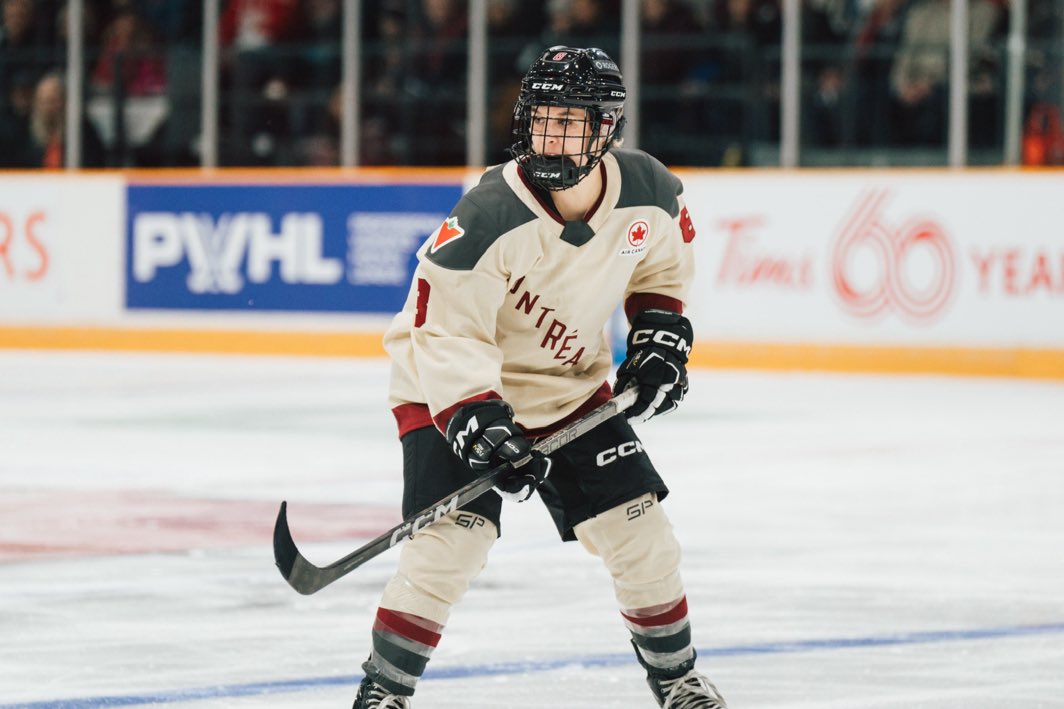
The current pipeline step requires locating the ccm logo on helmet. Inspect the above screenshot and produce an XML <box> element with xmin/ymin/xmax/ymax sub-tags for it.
<box><xmin>596</xmin><ymin>440</ymin><xmax>644</xmax><ymax>466</ymax></box>
<box><xmin>532</xmin><ymin>82</ymin><xmax>565</xmax><ymax>91</ymax></box>
<box><xmin>631</xmin><ymin>328</ymin><xmax>691</xmax><ymax>355</ymax></box>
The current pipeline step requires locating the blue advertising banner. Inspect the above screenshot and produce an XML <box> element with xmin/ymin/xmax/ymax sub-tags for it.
<box><xmin>126</xmin><ymin>183</ymin><xmax>462</xmax><ymax>313</ymax></box>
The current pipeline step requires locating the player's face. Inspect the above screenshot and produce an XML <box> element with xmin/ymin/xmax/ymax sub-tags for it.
<box><xmin>529</xmin><ymin>105</ymin><xmax>598</xmax><ymax>162</ymax></box>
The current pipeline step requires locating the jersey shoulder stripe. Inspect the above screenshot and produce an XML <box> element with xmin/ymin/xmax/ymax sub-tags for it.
<box><xmin>612</xmin><ymin>148</ymin><xmax>683</xmax><ymax>218</ymax></box>
<box><xmin>425</xmin><ymin>163</ymin><xmax>537</xmax><ymax>271</ymax></box>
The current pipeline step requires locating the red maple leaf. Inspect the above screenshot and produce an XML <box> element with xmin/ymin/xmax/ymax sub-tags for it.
<box><xmin>631</xmin><ymin>223</ymin><xmax>647</xmax><ymax>244</ymax></box>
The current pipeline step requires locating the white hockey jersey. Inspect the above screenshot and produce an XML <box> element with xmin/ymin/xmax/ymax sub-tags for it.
<box><xmin>384</xmin><ymin>148</ymin><xmax>696</xmax><ymax>437</ymax></box>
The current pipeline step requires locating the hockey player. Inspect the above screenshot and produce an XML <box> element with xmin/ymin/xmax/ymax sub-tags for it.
<box><xmin>353</xmin><ymin>46</ymin><xmax>727</xmax><ymax>709</ymax></box>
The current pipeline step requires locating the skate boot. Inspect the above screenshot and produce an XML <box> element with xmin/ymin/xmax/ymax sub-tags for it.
<box><xmin>634</xmin><ymin>644</ymin><xmax>727</xmax><ymax>709</ymax></box>
<box><xmin>352</xmin><ymin>661</ymin><xmax>412</xmax><ymax>709</ymax></box>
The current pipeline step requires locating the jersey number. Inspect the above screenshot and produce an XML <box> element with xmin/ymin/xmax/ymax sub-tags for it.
<box><xmin>679</xmin><ymin>207</ymin><xmax>696</xmax><ymax>244</ymax></box>
<box><xmin>415</xmin><ymin>278</ymin><xmax>430</xmax><ymax>327</ymax></box>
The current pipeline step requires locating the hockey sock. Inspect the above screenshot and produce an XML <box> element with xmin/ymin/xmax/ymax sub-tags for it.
<box><xmin>364</xmin><ymin>607</ymin><xmax>443</xmax><ymax>696</ymax></box>
<box><xmin>622</xmin><ymin>595</ymin><xmax>695</xmax><ymax>672</ymax></box>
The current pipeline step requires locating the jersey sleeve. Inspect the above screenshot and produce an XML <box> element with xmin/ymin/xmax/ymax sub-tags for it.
<box><xmin>624</xmin><ymin>168</ymin><xmax>696</xmax><ymax>321</ymax></box>
<box><xmin>409</xmin><ymin>196</ymin><xmax>512</xmax><ymax>432</ymax></box>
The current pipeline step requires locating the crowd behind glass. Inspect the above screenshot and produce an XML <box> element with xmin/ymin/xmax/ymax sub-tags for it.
<box><xmin>1</xmin><ymin>0</ymin><xmax>1062</xmax><ymax>169</ymax></box>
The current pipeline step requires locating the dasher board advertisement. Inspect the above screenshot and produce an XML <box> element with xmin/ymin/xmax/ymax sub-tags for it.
<box><xmin>0</xmin><ymin>176</ymin><xmax>123</xmax><ymax>323</ymax></box>
<box><xmin>685</xmin><ymin>172</ymin><xmax>1064</xmax><ymax>348</ymax></box>
<box><xmin>125</xmin><ymin>183</ymin><xmax>463</xmax><ymax>313</ymax></box>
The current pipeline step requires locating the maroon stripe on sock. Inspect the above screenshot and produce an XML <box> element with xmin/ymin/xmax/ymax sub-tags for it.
<box><xmin>374</xmin><ymin>608</ymin><xmax>443</xmax><ymax>648</ymax></box>
<box><xmin>622</xmin><ymin>596</ymin><xmax>689</xmax><ymax>628</ymax></box>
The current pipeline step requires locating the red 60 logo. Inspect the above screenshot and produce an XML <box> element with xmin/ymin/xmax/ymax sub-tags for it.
<box><xmin>831</xmin><ymin>190</ymin><xmax>956</xmax><ymax>321</ymax></box>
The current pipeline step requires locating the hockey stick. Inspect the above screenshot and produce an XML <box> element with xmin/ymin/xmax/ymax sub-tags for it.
<box><xmin>274</xmin><ymin>387</ymin><xmax>638</xmax><ymax>595</ymax></box>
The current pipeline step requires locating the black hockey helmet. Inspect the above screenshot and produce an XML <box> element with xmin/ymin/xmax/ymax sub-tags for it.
<box><xmin>509</xmin><ymin>46</ymin><xmax>627</xmax><ymax>191</ymax></box>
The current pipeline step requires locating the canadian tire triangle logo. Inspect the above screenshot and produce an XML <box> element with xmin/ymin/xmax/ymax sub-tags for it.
<box><xmin>430</xmin><ymin>216</ymin><xmax>465</xmax><ymax>253</ymax></box>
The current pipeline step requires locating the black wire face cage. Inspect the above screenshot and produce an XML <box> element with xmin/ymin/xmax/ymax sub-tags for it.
<box><xmin>509</xmin><ymin>47</ymin><xmax>627</xmax><ymax>191</ymax></box>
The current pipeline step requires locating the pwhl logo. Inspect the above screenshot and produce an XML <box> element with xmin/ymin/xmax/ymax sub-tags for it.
<box><xmin>133</xmin><ymin>212</ymin><xmax>341</xmax><ymax>293</ymax></box>
<box><xmin>831</xmin><ymin>190</ymin><xmax>956</xmax><ymax>321</ymax></box>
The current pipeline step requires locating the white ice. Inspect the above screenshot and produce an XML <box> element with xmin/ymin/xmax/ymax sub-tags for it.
<box><xmin>1</xmin><ymin>351</ymin><xmax>1063</xmax><ymax>708</ymax></box>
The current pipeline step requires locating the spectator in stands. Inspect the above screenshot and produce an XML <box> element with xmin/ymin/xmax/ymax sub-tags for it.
<box><xmin>22</xmin><ymin>71</ymin><xmax>105</xmax><ymax>167</ymax></box>
<box><xmin>811</xmin><ymin>63</ymin><xmax>851</xmax><ymax>146</ymax></box>
<box><xmin>1</xmin><ymin>0</ymin><xmax>34</xmax><ymax>45</ymax></box>
<box><xmin>219</xmin><ymin>0</ymin><xmax>306</xmax><ymax>164</ymax></box>
<box><xmin>696</xmin><ymin>0</ymin><xmax>781</xmax><ymax>161</ymax></box>
<box><xmin>292</xmin><ymin>80</ymin><xmax>348</xmax><ymax>167</ymax></box>
<box><xmin>1019</xmin><ymin>0</ymin><xmax>1063</xmax><ymax>161</ymax></box>
<box><xmin>406</xmin><ymin>0</ymin><xmax>469</xmax><ymax>165</ymax></box>
<box><xmin>29</xmin><ymin>70</ymin><xmax>67</xmax><ymax>167</ymax></box>
<box><xmin>0</xmin><ymin>0</ymin><xmax>51</xmax><ymax>112</ymax></box>
<box><xmin>852</xmin><ymin>0</ymin><xmax>909</xmax><ymax>146</ymax></box>
<box><xmin>801</xmin><ymin>0</ymin><xmax>856</xmax><ymax>147</ymax></box>
<box><xmin>517</xmin><ymin>0</ymin><xmax>619</xmax><ymax>74</ymax></box>
<box><xmin>295</xmin><ymin>133</ymin><xmax>339</xmax><ymax>166</ymax></box>
<box><xmin>136</xmin><ymin>0</ymin><xmax>201</xmax><ymax>45</ymax></box>
<box><xmin>359</xmin><ymin>1</ymin><xmax>410</xmax><ymax>165</ymax></box>
<box><xmin>515</xmin><ymin>1</ymin><xmax>572</xmax><ymax>73</ymax></box>
<box><xmin>220</xmin><ymin>0</ymin><xmax>303</xmax><ymax>53</ymax></box>
<box><xmin>1028</xmin><ymin>0</ymin><xmax>1063</xmax><ymax>43</ymax></box>
<box><xmin>363</xmin><ymin>0</ymin><xmax>408</xmax><ymax>102</ymax></box>
<box><xmin>568</xmin><ymin>0</ymin><xmax>620</xmax><ymax>54</ymax></box>
<box><xmin>0</xmin><ymin>69</ymin><xmax>35</xmax><ymax>167</ymax></box>
<box><xmin>84</xmin><ymin>6</ymin><xmax>175</xmax><ymax>166</ymax></box>
<box><xmin>640</xmin><ymin>0</ymin><xmax>705</xmax><ymax>164</ymax></box>
<box><xmin>54</xmin><ymin>0</ymin><xmax>102</xmax><ymax>49</ymax></box>
<box><xmin>1</xmin><ymin>0</ymin><xmax>45</xmax><ymax>47</ymax></box>
<box><xmin>412</xmin><ymin>0</ymin><xmax>468</xmax><ymax>88</ymax></box>
<box><xmin>299</xmin><ymin>0</ymin><xmax>342</xmax><ymax>93</ymax></box>
<box><xmin>805</xmin><ymin>0</ymin><xmax>860</xmax><ymax>47</ymax></box>
<box><xmin>485</xmin><ymin>0</ymin><xmax>545</xmax><ymax>162</ymax></box>
<box><xmin>90</xmin><ymin>9</ymin><xmax>167</xmax><ymax>96</ymax></box>
<box><xmin>889</xmin><ymin>0</ymin><xmax>1002</xmax><ymax>145</ymax></box>
<box><xmin>710</xmin><ymin>0</ymin><xmax>782</xmax><ymax>54</ymax></box>
<box><xmin>488</xmin><ymin>0</ymin><xmax>540</xmax><ymax>78</ymax></box>
<box><xmin>272</xmin><ymin>0</ymin><xmax>343</xmax><ymax>166</ymax></box>
<box><xmin>642</xmin><ymin>0</ymin><xmax>702</xmax><ymax>86</ymax></box>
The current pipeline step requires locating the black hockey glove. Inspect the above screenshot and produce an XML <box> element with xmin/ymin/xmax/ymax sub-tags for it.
<box><xmin>614</xmin><ymin>309</ymin><xmax>693</xmax><ymax>425</ymax></box>
<box><xmin>445</xmin><ymin>400</ymin><xmax>551</xmax><ymax>503</ymax></box>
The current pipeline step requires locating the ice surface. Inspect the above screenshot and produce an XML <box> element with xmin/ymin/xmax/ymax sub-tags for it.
<box><xmin>1</xmin><ymin>351</ymin><xmax>1062</xmax><ymax>708</ymax></box>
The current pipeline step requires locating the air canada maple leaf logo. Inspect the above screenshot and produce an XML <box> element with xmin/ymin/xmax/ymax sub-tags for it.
<box><xmin>430</xmin><ymin>216</ymin><xmax>465</xmax><ymax>253</ymax></box>
<box><xmin>619</xmin><ymin>219</ymin><xmax>651</xmax><ymax>256</ymax></box>
<box><xmin>627</xmin><ymin>220</ymin><xmax>649</xmax><ymax>247</ymax></box>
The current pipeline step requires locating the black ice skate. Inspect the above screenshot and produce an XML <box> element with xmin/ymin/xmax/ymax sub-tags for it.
<box><xmin>352</xmin><ymin>662</ymin><xmax>412</xmax><ymax>709</ymax></box>
<box><xmin>634</xmin><ymin>644</ymin><xmax>727</xmax><ymax>709</ymax></box>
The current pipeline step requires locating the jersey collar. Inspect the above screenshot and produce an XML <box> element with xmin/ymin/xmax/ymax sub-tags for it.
<box><xmin>515</xmin><ymin>160</ymin><xmax>610</xmax><ymax>228</ymax></box>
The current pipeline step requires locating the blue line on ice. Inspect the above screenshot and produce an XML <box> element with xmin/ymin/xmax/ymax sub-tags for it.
<box><xmin>6</xmin><ymin>622</ymin><xmax>1063</xmax><ymax>708</ymax></box>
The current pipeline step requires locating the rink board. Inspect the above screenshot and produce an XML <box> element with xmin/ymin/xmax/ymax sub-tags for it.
<box><xmin>1</xmin><ymin>168</ymin><xmax>1062</xmax><ymax>378</ymax></box>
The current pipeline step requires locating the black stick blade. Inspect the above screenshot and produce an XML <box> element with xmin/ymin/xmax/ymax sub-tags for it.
<box><xmin>273</xmin><ymin>502</ymin><xmax>297</xmax><ymax>577</ymax></box>
<box><xmin>273</xmin><ymin>501</ymin><xmax>311</xmax><ymax>594</ymax></box>
<box><xmin>273</xmin><ymin>500</ymin><xmax>352</xmax><ymax>595</ymax></box>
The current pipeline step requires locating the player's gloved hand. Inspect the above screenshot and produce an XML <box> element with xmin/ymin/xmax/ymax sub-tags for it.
<box><xmin>614</xmin><ymin>309</ymin><xmax>693</xmax><ymax>425</ymax></box>
<box><xmin>445</xmin><ymin>400</ymin><xmax>551</xmax><ymax>503</ymax></box>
